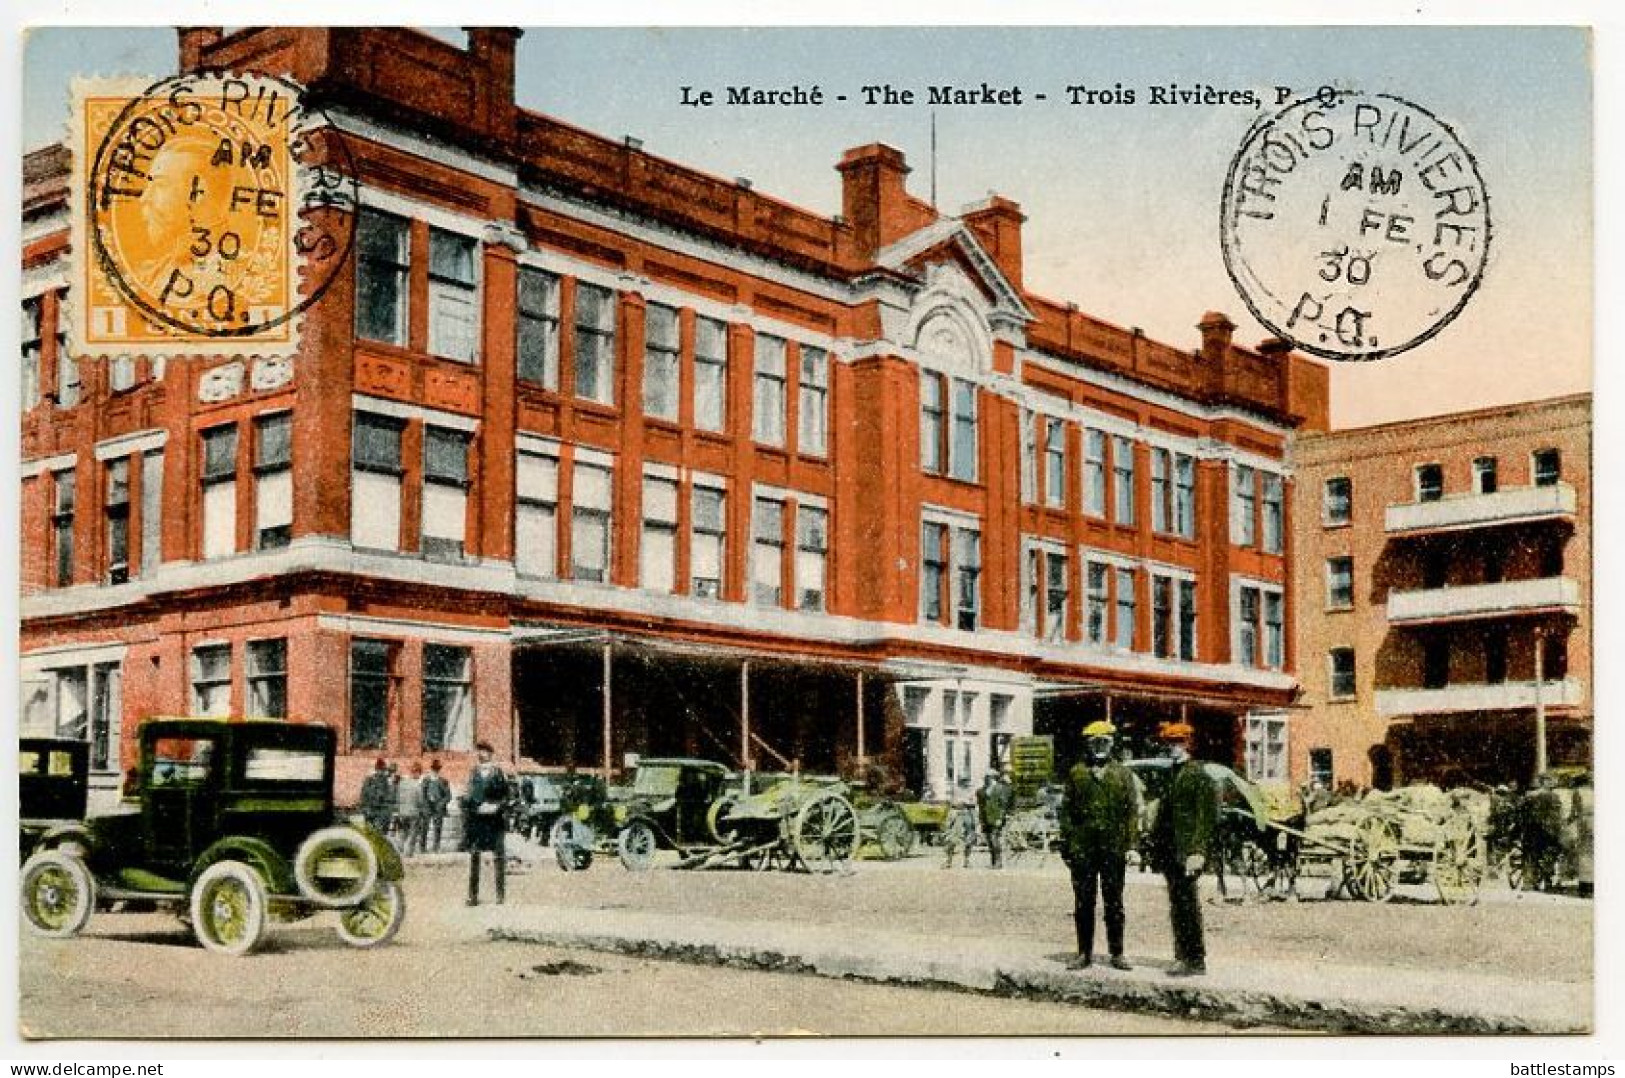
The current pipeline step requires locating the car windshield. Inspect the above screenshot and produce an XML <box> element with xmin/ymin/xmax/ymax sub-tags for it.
<box><xmin>632</xmin><ymin>764</ymin><xmax>683</xmax><ymax>797</ymax></box>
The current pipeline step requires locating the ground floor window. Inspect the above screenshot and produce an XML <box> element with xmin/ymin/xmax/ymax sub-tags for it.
<box><xmin>422</xmin><ymin>644</ymin><xmax>474</xmax><ymax>751</ymax></box>
<box><xmin>191</xmin><ymin>644</ymin><xmax>232</xmax><ymax>717</ymax></box>
<box><xmin>247</xmin><ymin>639</ymin><xmax>288</xmax><ymax>719</ymax></box>
<box><xmin>1243</xmin><ymin>712</ymin><xmax>1289</xmax><ymax>782</ymax></box>
<box><xmin>21</xmin><ymin>660</ymin><xmax>121</xmax><ymax>771</ymax></box>
<box><xmin>349</xmin><ymin>639</ymin><xmax>396</xmax><ymax>750</ymax></box>
<box><xmin>1309</xmin><ymin>747</ymin><xmax>1334</xmax><ymax>789</ymax></box>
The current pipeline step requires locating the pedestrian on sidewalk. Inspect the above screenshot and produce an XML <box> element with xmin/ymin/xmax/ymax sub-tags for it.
<box><xmin>1060</xmin><ymin>720</ymin><xmax>1140</xmax><ymax>970</ymax></box>
<box><xmin>1148</xmin><ymin>722</ymin><xmax>1216</xmax><ymax>977</ymax></box>
<box><xmin>422</xmin><ymin>759</ymin><xmax>452</xmax><ymax>853</ymax></box>
<box><xmin>976</xmin><ymin>769</ymin><xmax>1014</xmax><ymax>869</ymax></box>
<box><xmin>360</xmin><ymin>758</ymin><xmax>395</xmax><ymax>836</ymax></box>
<box><xmin>463</xmin><ymin>742</ymin><xmax>510</xmax><ymax>905</ymax></box>
<box><xmin>397</xmin><ymin>761</ymin><xmax>427</xmax><ymax>857</ymax></box>
<box><xmin>942</xmin><ymin>802</ymin><xmax>977</xmax><ymax>868</ymax></box>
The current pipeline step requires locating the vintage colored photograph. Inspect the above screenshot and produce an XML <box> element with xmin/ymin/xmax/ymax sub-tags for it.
<box><xmin>15</xmin><ymin>23</ymin><xmax>1592</xmax><ymax>1040</ymax></box>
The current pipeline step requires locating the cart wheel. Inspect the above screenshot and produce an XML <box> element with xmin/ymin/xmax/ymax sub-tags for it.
<box><xmin>190</xmin><ymin>860</ymin><xmax>270</xmax><ymax>956</ymax></box>
<box><xmin>792</xmin><ymin>792</ymin><xmax>859</xmax><ymax>873</ymax></box>
<box><xmin>617</xmin><ymin>820</ymin><xmax>657</xmax><ymax>871</ymax></box>
<box><xmin>21</xmin><ymin>849</ymin><xmax>97</xmax><ymax>939</ymax></box>
<box><xmin>337</xmin><ymin>881</ymin><xmax>406</xmax><ymax>948</ymax></box>
<box><xmin>1346</xmin><ymin>817</ymin><xmax>1399</xmax><ymax>902</ymax></box>
<box><xmin>874</xmin><ymin>811</ymin><xmax>915</xmax><ymax>861</ymax></box>
<box><xmin>1433</xmin><ymin>817</ymin><xmax>1485</xmax><ymax>906</ymax></box>
<box><xmin>707</xmin><ymin>796</ymin><xmax>740</xmax><ymax>844</ymax></box>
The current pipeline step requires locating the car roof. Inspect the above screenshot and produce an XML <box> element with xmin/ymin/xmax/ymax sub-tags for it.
<box><xmin>139</xmin><ymin>717</ymin><xmax>335</xmax><ymax>749</ymax></box>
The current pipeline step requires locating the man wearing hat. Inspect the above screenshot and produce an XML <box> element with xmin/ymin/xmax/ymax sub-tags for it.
<box><xmin>1060</xmin><ymin>720</ymin><xmax>1140</xmax><ymax>970</ymax></box>
<box><xmin>359</xmin><ymin>757</ymin><xmax>396</xmax><ymax>837</ymax></box>
<box><xmin>462</xmin><ymin>741</ymin><xmax>511</xmax><ymax>905</ymax></box>
<box><xmin>1148</xmin><ymin>721</ymin><xmax>1217</xmax><ymax>976</ymax></box>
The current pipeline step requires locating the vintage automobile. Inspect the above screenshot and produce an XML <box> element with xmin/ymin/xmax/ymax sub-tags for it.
<box><xmin>514</xmin><ymin>771</ymin><xmax>608</xmax><ymax>843</ymax></box>
<box><xmin>19</xmin><ymin>717</ymin><xmax>406</xmax><ymax>955</ymax></box>
<box><xmin>611</xmin><ymin>757</ymin><xmax>734</xmax><ymax>868</ymax></box>
<box><xmin>20</xmin><ymin>736</ymin><xmax>90</xmax><ymax>859</ymax></box>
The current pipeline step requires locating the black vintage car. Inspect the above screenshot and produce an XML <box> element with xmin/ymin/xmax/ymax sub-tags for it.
<box><xmin>20</xmin><ymin>717</ymin><xmax>405</xmax><ymax>955</ymax></box>
<box><xmin>20</xmin><ymin>737</ymin><xmax>90</xmax><ymax>859</ymax></box>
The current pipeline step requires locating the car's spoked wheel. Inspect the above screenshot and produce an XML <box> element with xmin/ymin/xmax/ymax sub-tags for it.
<box><xmin>21</xmin><ymin>849</ymin><xmax>96</xmax><ymax>938</ymax></box>
<box><xmin>617</xmin><ymin>821</ymin><xmax>657</xmax><ymax>871</ymax></box>
<box><xmin>190</xmin><ymin>860</ymin><xmax>269</xmax><ymax>956</ymax></box>
<box><xmin>337</xmin><ymin>882</ymin><xmax>406</xmax><ymax>948</ymax></box>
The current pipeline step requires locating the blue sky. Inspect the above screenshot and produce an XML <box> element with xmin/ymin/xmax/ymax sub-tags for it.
<box><xmin>24</xmin><ymin>26</ymin><xmax>1592</xmax><ymax>425</ymax></box>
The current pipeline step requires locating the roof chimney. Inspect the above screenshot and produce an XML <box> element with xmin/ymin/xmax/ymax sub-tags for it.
<box><xmin>1198</xmin><ymin>311</ymin><xmax>1236</xmax><ymax>364</ymax></box>
<box><xmin>837</xmin><ymin>143</ymin><xmax>914</xmax><ymax>260</ymax></box>
<box><xmin>465</xmin><ymin>28</ymin><xmax>522</xmax><ymax>140</ymax></box>
<box><xmin>961</xmin><ymin>195</ymin><xmax>1026</xmax><ymax>289</ymax></box>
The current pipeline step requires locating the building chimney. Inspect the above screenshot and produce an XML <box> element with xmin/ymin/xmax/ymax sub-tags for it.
<box><xmin>1257</xmin><ymin>337</ymin><xmax>1293</xmax><ymax>358</ymax></box>
<box><xmin>837</xmin><ymin>143</ymin><xmax>914</xmax><ymax>260</ymax></box>
<box><xmin>465</xmin><ymin>28</ymin><xmax>522</xmax><ymax>140</ymax></box>
<box><xmin>1197</xmin><ymin>311</ymin><xmax>1236</xmax><ymax>364</ymax></box>
<box><xmin>961</xmin><ymin>195</ymin><xmax>1026</xmax><ymax>289</ymax></box>
<box><xmin>178</xmin><ymin>27</ymin><xmax>224</xmax><ymax>73</ymax></box>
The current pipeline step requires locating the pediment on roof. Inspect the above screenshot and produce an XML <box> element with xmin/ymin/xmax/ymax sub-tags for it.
<box><xmin>876</xmin><ymin>220</ymin><xmax>1034</xmax><ymax>326</ymax></box>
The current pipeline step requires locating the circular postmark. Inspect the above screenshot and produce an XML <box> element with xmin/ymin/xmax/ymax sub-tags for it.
<box><xmin>1220</xmin><ymin>87</ymin><xmax>1490</xmax><ymax>362</ymax></box>
<box><xmin>86</xmin><ymin>69</ymin><xmax>358</xmax><ymax>341</ymax></box>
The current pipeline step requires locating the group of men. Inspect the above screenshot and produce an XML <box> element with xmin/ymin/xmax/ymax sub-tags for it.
<box><xmin>1059</xmin><ymin>719</ymin><xmax>1215</xmax><ymax>977</ymax></box>
<box><xmin>940</xmin><ymin>769</ymin><xmax>1016</xmax><ymax>868</ymax></box>
<box><xmin>358</xmin><ymin>757</ymin><xmax>454</xmax><ymax>857</ymax></box>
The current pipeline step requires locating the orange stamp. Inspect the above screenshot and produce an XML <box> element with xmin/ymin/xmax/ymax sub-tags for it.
<box><xmin>70</xmin><ymin>71</ymin><xmax>357</xmax><ymax>356</ymax></box>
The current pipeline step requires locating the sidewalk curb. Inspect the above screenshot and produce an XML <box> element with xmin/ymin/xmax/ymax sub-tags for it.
<box><xmin>488</xmin><ymin>920</ymin><xmax>1584</xmax><ymax>1035</ymax></box>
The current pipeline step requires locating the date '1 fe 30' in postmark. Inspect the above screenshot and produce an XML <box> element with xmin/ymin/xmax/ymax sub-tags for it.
<box><xmin>71</xmin><ymin>70</ymin><xmax>357</xmax><ymax>357</ymax></box>
<box><xmin>1220</xmin><ymin>88</ymin><xmax>1491</xmax><ymax>362</ymax></box>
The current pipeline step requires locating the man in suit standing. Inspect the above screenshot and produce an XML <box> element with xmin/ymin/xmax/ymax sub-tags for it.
<box><xmin>1060</xmin><ymin>720</ymin><xmax>1140</xmax><ymax>970</ymax></box>
<box><xmin>359</xmin><ymin>758</ymin><xmax>395</xmax><ymax>836</ymax></box>
<box><xmin>976</xmin><ymin>769</ymin><xmax>1014</xmax><ymax>869</ymax></box>
<box><xmin>463</xmin><ymin>742</ymin><xmax>510</xmax><ymax>906</ymax></box>
<box><xmin>422</xmin><ymin>758</ymin><xmax>452</xmax><ymax>853</ymax></box>
<box><xmin>1149</xmin><ymin>722</ymin><xmax>1217</xmax><ymax>976</ymax></box>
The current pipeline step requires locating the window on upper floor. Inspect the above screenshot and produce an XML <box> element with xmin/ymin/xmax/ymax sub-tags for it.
<box><xmin>573</xmin><ymin>282</ymin><xmax>617</xmax><ymax>405</ymax></box>
<box><xmin>1415</xmin><ymin>463</ymin><xmax>1443</xmax><ymax>503</ymax></box>
<box><xmin>1323</xmin><ymin>476</ymin><xmax>1352</xmax><ymax>525</ymax></box>
<box><xmin>517</xmin><ymin>267</ymin><xmax>560</xmax><ymax>389</ymax></box>
<box><xmin>950</xmin><ymin>380</ymin><xmax>978</xmax><ymax>482</ymax></box>
<box><xmin>1533</xmin><ymin>448</ymin><xmax>1561</xmax><ymax>488</ymax></box>
<box><xmin>1178</xmin><ymin>579</ymin><xmax>1198</xmax><ymax>662</ymax></box>
<box><xmin>753</xmin><ymin>335</ymin><xmax>787</xmax><ymax>447</ymax></box>
<box><xmin>104</xmin><ymin>458</ymin><xmax>130</xmax><ymax>584</ymax></box>
<box><xmin>1084</xmin><ymin>561</ymin><xmax>1109</xmax><ymax>645</ymax></box>
<box><xmin>799</xmin><ymin>346</ymin><xmax>829</xmax><ymax>457</ymax></box>
<box><xmin>422</xmin><ymin>426</ymin><xmax>470</xmax><ymax>562</ymax></box>
<box><xmin>570</xmin><ymin>458</ymin><xmax>614</xmax><ymax>583</ymax></box>
<box><xmin>427</xmin><ymin>228</ymin><xmax>478</xmax><ymax>362</ymax></box>
<box><xmin>200</xmin><ymin>425</ymin><xmax>239</xmax><ymax>561</ymax></box>
<box><xmin>796</xmin><ymin>505</ymin><xmax>829</xmax><ymax>613</ymax></box>
<box><xmin>52</xmin><ymin>467</ymin><xmax>75</xmax><ymax>587</ymax></box>
<box><xmin>140</xmin><ymin>450</ymin><xmax>163</xmax><ymax>578</ymax></box>
<box><xmin>1326</xmin><ymin>557</ymin><xmax>1354</xmax><ymax>609</ymax></box>
<box><xmin>751</xmin><ymin>494</ymin><xmax>786</xmax><ymax>606</ymax></box>
<box><xmin>921</xmin><ymin>521</ymin><xmax>948</xmax><ymax>624</ymax></box>
<box><xmin>1261</xmin><ymin>473</ymin><xmax>1284</xmax><ymax>554</ymax></box>
<box><xmin>690</xmin><ymin>483</ymin><xmax>727</xmax><ymax>599</ymax></box>
<box><xmin>1044</xmin><ymin>418</ymin><xmax>1066</xmax><ymax>508</ymax></box>
<box><xmin>351</xmin><ymin>413</ymin><xmax>405</xmax><ymax>552</ymax></box>
<box><xmin>694</xmin><ymin>317</ymin><xmax>729</xmax><ymax>432</ymax></box>
<box><xmin>1112</xmin><ymin>436</ymin><xmax>1135</xmax><ymax>525</ymax></box>
<box><xmin>642</xmin><ymin>303</ymin><xmax>680</xmax><ymax>421</ymax></box>
<box><xmin>1232</xmin><ymin>465</ymin><xmax>1257</xmax><ymax>546</ymax></box>
<box><xmin>1473</xmin><ymin>456</ymin><xmax>1498</xmax><ymax>495</ymax></box>
<box><xmin>1152</xmin><ymin>575</ymin><xmax>1173</xmax><ymax>659</ymax></box>
<box><xmin>1234</xmin><ymin>583</ymin><xmax>1285</xmax><ymax>669</ymax></box>
<box><xmin>1114</xmin><ymin>566</ymin><xmax>1137</xmax><ymax>651</ymax></box>
<box><xmin>1021</xmin><ymin>543</ymin><xmax>1069</xmax><ymax>643</ymax></box>
<box><xmin>22</xmin><ymin>297</ymin><xmax>42</xmax><ymax>411</ymax></box>
<box><xmin>1152</xmin><ymin>450</ymin><xmax>1199</xmax><ymax>538</ymax></box>
<box><xmin>356</xmin><ymin>208</ymin><xmax>409</xmax><ymax>346</ymax></box>
<box><xmin>57</xmin><ymin>352</ymin><xmax>81</xmax><ymax>409</ymax></box>
<box><xmin>515</xmin><ymin>448</ymin><xmax>559</xmax><ymax>579</ymax></box>
<box><xmin>1083</xmin><ymin>429</ymin><xmax>1107</xmax><ymax>518</ymax></box>
<box><xmin>254</xmin><ymin>413</ymin><xmax>293</xmax><ymax>551</ymax></box>
<box><xmin>641</xmin><ymin>473</ymin><xmax>679</xmax><ymax>593</ymax></box>
<box><xmin>920</xmin><ymin>518</ymin><xmax>980</xmax><ymax>631</ymax></box>
<box><xmin>1329</xmin><ymin>648</ymin><xmax>1356</xmax><ymax>699</ymax></box>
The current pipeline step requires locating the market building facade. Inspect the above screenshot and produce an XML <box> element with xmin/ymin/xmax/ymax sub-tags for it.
<box><xmin>21</xmin><ymin>27</ymin><xmax>1327</xmax><ymax>808</ymax></box>
<box><xmin>1291</xmin><ymin>394</ymin><xmax>1591</xmax><ymax>791</ymax></box>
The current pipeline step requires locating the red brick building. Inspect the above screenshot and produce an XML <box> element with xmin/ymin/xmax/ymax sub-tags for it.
<box><xmin>20</xmin><ymin>27</ymin><xmax>1327</xmax><ymax>808</ymax></box>
<box><xmin>1291</xmin><ymin>395</ymin><xmax>1591</xmax><ymax>790</ymax></box>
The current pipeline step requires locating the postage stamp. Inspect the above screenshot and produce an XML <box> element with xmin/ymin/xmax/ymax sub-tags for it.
<box><xmin>69</xmin><ymin>70</ymin><xmax>356</xmax><ymax>357</ymax></box>
<box><xmin>1220</xmin><ymin>88</ymin><xmax>1491</xmax><ymax>362</ymax></box>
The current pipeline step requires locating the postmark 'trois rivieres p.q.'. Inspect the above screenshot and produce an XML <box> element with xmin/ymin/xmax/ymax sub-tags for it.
<box><xmin>71</xmin><ymin>70</ymin><xmax>358</xmax><ymax>357</ymax></box>
<box><xmin>1220</xmin><ymin>88</ymin><xmax>1490</xmax><ymax>362</ymax></box>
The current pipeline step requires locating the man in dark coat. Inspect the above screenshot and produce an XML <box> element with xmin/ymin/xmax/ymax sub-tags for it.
<box><xmin>463</xmin><ymin>742</ymin><xmax>510</xmax><ymax>905</ymax></box>
<box><xmin>1148</xmin><ymin>722</ymin><xmax>1216</xmax><ymax>976</ymax></box>
<box><xmin>976</xmin><ymin>769</ymin><xmax>1014</xmax><ymax>868</ymax></box>
<box><xmin>1060</xmin><ymin>720</ymin><xmax>1140</xmax><ymax>970</ymax></box>
<box><xmin>359</xmin><ymin>758</ymin><xmax>395</xmax><ymax>835</ymax></box>
<box><xmin>421</xmin><ymin>758</ymin><xmax>452</xmax><ymax>853</ymax></box>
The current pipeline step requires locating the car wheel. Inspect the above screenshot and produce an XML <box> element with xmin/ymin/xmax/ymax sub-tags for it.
<box><xmin>336</xmin><ymin>881</ymin><xmax>406</xmax><ymax>948</ymax></box>
<box><xmin>190</xmin><ymin>860</ymin><xmax>270</xmax><ymax>956</ymax></box>
<box><xmin>21</xmin><ymin>849</ymin><xmax>96</xmax><ymax>938</ymax></box>
<box><xmin>617</xmin><ymin>820</ymin><xmax>657</xmax><ymax>871</ymax></box>
<box><xmin>294</xmin><ymin>826</ymin><xmax>381</xmax><ymax>908</ymax></box>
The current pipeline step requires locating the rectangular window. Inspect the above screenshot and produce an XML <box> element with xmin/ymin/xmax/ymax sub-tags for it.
<box><xmin>89</xmin><ymin>663</ymin><xmax>119</xmax><ymax>771</ymax></box>
<box><xmin>351</xmin><ymin>413</ymin><xmax>404</xmax><ymax>551</ymax></box>
<box><xmin>517</xmin><ymin>267</ymin><xmax>560</xmax><ymax>388</ymax></box>
<box><xmin>110</xmin><ymin>355</ymin><xmax>136</xmax><ymax>393</ymax></box>
<box><xmin>1114</xmin><ymin>567</ymin><xmax>1136</xmax><ymax>650</ymax></box>
<box><xmin>349</xmin><ymin>639</ymin><xmax>394</xmax><ymax>750</ymax></box>
<box><xmin>1309</xmin><ymin>748</ymin><xmax>1334</xmax><ymax>789</ymax></box>
<box><xmin>140</xmin><ymin>450</ymin><xmax>163</xmax><ymax>577</ymax></box>
<box><xmin>1238</xmin><ymin>586</ymin><xmax>1260</xmax><ymax>667</ymax></box>
<box><xmin>22</xmin><ymin>297</ymin><xmax>41</xmax><ymax>410</ymax></box>
<box><xmin>690</xmin><ymin>484</ymin><xmax>726</xmax><ymax>599</ymax></box>
<box><xmin>1326</xmin><ymin>557</ymin><xmax>1354</xmax><ymax>609</ymax></box>
<box><xmin>422</xmin><ymin>427</ymin><xmax>470</xmax><ymax>561</ymax></box>
<box><xmin>1232</xmin><ymin>465</ymin><xmax>1256</xmax><ymax>546</ymax></box>
<box><xmin>1243</xmin><ymin>714</ymin><xmax>1289</xmax><ymax>783</ymax></box>
<box><xmin>1084</xmin><ymin>429</ymin><xmax>1106</xmax><ymax>518</ymax></box>
<box><xmin>1174</xmin><ymin>454</ymin><xmax>1196</xmax><ymax>538</ymax></box>
<box><xmin>1112</xmin><ymin>436</ymin><xmax>1135</xmax><ymax>524</ymax></box>
<box><xmin>1473</xmin><ymin>455</ymin><xmax>1498</xmax><ymax>495</ymax></box>
<box><xmin>954</xmin><ymin>527</ymin><xmax>981</xmax><ymax>631</ymax></box>
<box><xmin>52</xmin><ymin>468</ymin><xmax>75</xmax><ymax>587</ymax></box>
<box><xmin>1151</xmin><ymin>448</ymin><xmax>1170</xmax><ymax>533</ymax></box>
<box><xmin>921</xmin><ymin>521</ymin><xmax>948</xmax><ymax>622</ymax></box>
<box><xmin>1018</xmin><ymin>407</ymin><xmax>1036</xmax><ymax>501</ymax></box>
<box><xmin>1323</xmin><ymin>476</ymin><xmax>1352</xmax><ymax>525</ymax></box>
<box><xmin>1044</xmin><ymin>418</ymin><xmax>1066</xmax><ymax>508</ymax></box>
<box><xmin>201</xmin><ymin>425</ymin><xmax>238</xmax><ymax>560</ymax></box>
<box><xmin>1152</xmin><ymin>575</ymin><xmax>1172</xmax><ymax>658</ymax></box>
<box><xmin>191</xmin><ymin>644</ymin><xmax>232</xmax><ymax>717</ymax></box>
<box><xmin>104</xmin><ymin>458</ymin><xmax>130</xmax><ymax>583</ymax></box>
<box><xmin>796</xmin><ymin>505</ymin><xmax>828</xmax><ymax>613</ymax></box>
<box><xmin>1262</xmin><ymin>473</ymin><xmax>1284</xmax><ymax>554</ymax></box>
<box><xmin>1533</xmin><ymin>448</ymin><xmax>1561</xmax><ymax>487</ymax></box>
<box><xmin>693</xmin><ymin>317</ymin><xmax>728</xmax><ymax>432</ymax></box>
<box><xmin>355</xmin><ymin>208</ymin><xmax>409</xmax><ymax>345</ymax></box>
<box><xmin>752</xmin><ymin>496</ymin><xmax>785</xmax><ymax>606</ymax></box>
<box><xmin>1178</xmin><ymin>579</ymin><xmax>1198</xmax><ymax>661</ymax></box>
<box><xmin>254</xmin><ymin>413</ymin><xmax>293</xmax><ymax>550</ymax></box>
<box><xmin>246</xmin><ymin>639</ymin><xmax>287</xmax><ymax>719</ymax></box>
<box><xmin>57</xmin><ymin>353</ymin><xmax>81</xmax><ymax>409</ymax></box>
<box><xmin>1416</xmin><ymin>463</ymin><xmax>1444</xmax><ymax>503</ymax></box>
<box><xmin>515</xmin><ymin>450</ymin><xmax>559</xmax><ymax>578</ymax></box>
<box><xmin>570</xmin><ymin>459</ymin><xmax>614</xmax><ymax>582</ymax></box>
<box><xmin>573</xmin><ymin>282</ymin><xmax>617</xmax><ymax>405</ymax></box>
<box><xmin>1085</xmin><ymin>562</ymin><xmax>1109</xmax><ymax>644</ymax></box>
<box><xmin>1045</xmin><ymin>550</ymin><xmax>1070</xmax><ymax>643</ymax></box>
<box><xmin>641</xmin><ymin>474</ymin><xmax>678</xmax><ymax>593</ymax></box>
<box><xmin>422</xmin><ymin>644</ymin><xmax>474</xmax><ymax>751</ymax></box>
<box><xmin>1264</xmin><ymin>591</ymin><xmax>1284</xmax><ymax>669</ymax></box>
<box><xmin>753</xmin><ymin>335</ymin><xmax>787</xmax><ymax>446</ymax></box>
<box><xmin>798</xmin><ymin>346</ymin><xmax>829</xmax><ymax>456</ymax></box>
<box><xmin>642</xmin><ymin>303</ymin><xmax>680</xmax><ymax>421</ymax></box>
<box><xmin>950</xmin><ymin>380</ymin><xmax>978</xmax><ymax>482</ymax></box>
<box><xmin>427</xmin><ymin>228</ymin><xmax>478</xmax><ymax>361</ymax></box>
